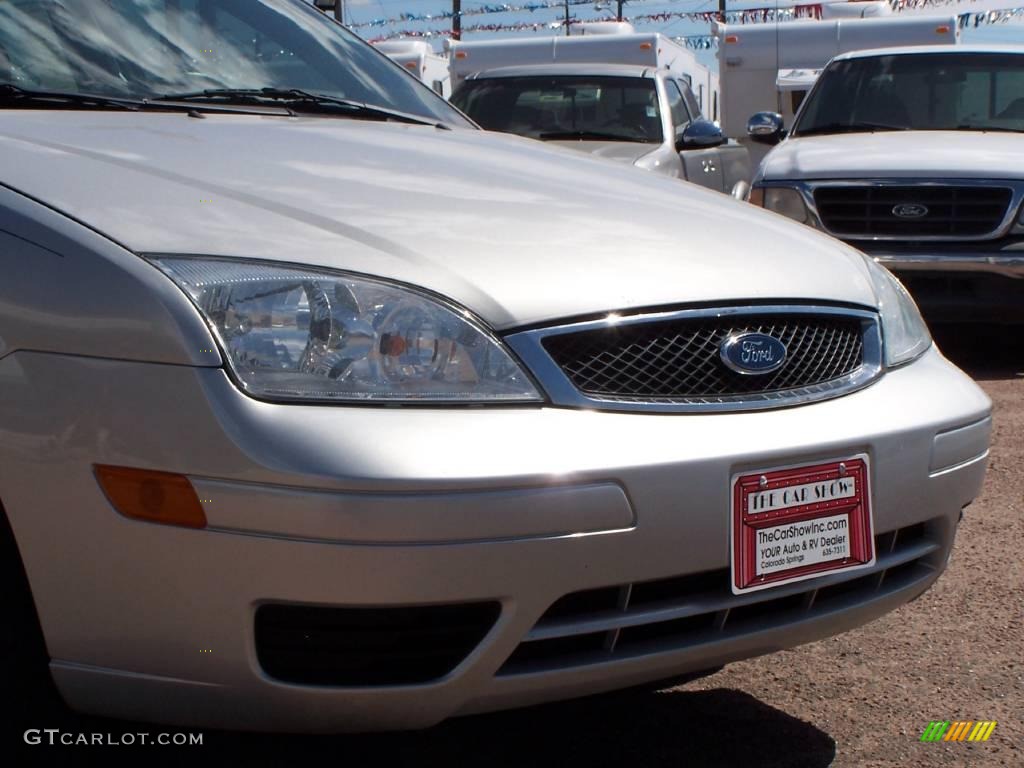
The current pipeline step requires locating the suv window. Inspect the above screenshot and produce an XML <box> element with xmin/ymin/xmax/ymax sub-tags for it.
<box><xmin>680</xmin><ymin>82</ymin><xmax>702</xmax><ymax>121</ymax></box>
<box><xmin>795</xmin><ymin>52</ymin><xmax>1024</xmax><ymax>135</ymax></box>
<box><xmin>664</xmin><ymin>79</ymin><xmax>691</xmax><ymax>132</ymax></box>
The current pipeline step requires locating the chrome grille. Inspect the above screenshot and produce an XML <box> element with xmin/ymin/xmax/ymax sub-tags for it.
<box><xmin>814</xmin><ymin>185</ymin><xmax>1013</xmax><ymax>239</ymax></box>
<box><xmin>542</xmin><ymin>314</ymin><xmax>864</xmax><ymax>403</ymax></box>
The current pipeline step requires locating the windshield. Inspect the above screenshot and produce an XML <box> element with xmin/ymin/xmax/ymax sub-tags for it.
<box><xmin>794</xmin><ymin>52</ymin><xmax>1024</xmax><ymax>136</ymax></box>
<box><xmin>0</xmin><ymin>0</ymin><xmax>469</xmax><ymax>124</ymax></box>
<box><xmin>452</xmin><ymin>75</ymin><xmax>663</xmax><ymax>143</ymax></box>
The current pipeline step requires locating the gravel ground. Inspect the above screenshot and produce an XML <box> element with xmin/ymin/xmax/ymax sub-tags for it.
<box><xmin>7</xmin><ymin>325</ymin><xmax>1022</xmax><ymax>767</ymax></box>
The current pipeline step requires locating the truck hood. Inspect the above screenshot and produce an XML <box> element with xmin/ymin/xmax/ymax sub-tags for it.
<box><xmin>542</xmin><ymin>139</ymin><xmax>657</xmax><ymax>166</ymax></box>
<box><xmin>0</xmin><ymin>112</ymin><xmax>877</xmax><ymax>329</ymax></box>
<box><xmin>760</xmin><ymin>131</ymin><xmax>1024</xmax><ymax>182</ymax></box>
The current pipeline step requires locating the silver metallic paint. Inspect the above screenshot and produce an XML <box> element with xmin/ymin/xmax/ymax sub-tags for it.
<box><xmin>0</xmin><ymin>105</ymin><xmax>993</xmax><ymax>732</ymax></box>
<box><xmin>0</xmin><ymin>347</ymin><xmax>988</xmax><ymax>731</ymax></box>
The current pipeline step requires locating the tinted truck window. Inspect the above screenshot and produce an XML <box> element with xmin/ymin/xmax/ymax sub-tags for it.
<box><xmin>795</xmin><ymin>52</ymin><xmax>1024</xmax><ymax>134</ymax></box>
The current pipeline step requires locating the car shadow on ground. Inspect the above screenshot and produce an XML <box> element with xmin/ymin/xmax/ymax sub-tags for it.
<box><xmin>10</xmin><ymin>686</ymin><xmax>836</xmax><ymax>767</ymax></box>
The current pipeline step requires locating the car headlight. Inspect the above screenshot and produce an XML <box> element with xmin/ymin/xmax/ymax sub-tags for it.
<box><xmin>862</xmin><ymin>256</ymin><xmax>931</xmax><ymax>367</ymax></box>
<box><xmin>751</xmin><ymin>186</ymin><xmax>810</xmax><ymax>224</ymax></box>
<box><xmin>151</xmin><ymin>257</ymin><xmax>542</xmax><ymax>403</ymax></box>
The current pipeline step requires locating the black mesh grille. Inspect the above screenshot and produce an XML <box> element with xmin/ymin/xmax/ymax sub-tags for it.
<box><xmin>814</xmin><ymin>185</ymin><xmax>1012</xmax><ymax>238</ymax></box>
<box><xmin>542</xmin><ymin>314</ymin><xmax>864</xmax><ymax>402</ymax></box>
<box><xmin>255</xmin><ymin>602</ymin><xmax>500</xmax><ymax>686</ymax></box>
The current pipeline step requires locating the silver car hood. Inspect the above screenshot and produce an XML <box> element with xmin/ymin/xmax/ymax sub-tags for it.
<box><xmin>0</xmin><ymin>112</ymin><xmax>877</xmax><ymax>329</ymax></box>
<box><xmin>543</xmin><ymin>139</ymin><xmax>656</xmax><ymax>165</ymax></box>
<box><xmin>761</xmin><ymin>131</ymin><xmax>1024</xmax><ymax>181</ymax></box>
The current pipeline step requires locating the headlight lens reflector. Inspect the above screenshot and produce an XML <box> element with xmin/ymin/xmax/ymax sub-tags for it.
<box><xmin>762</xmin><ymin>187</ymin><xmax>810</xmax><ymax>224</ymax></box>
<box><xmin>863</xmin><ymin>256</ymin><xmax>932</xmax><ymax>367</ymax></box>
<box><xmin>152</xmin><ymin>257</ymin><xmax>542</xmax><ymax>403</ymax></box>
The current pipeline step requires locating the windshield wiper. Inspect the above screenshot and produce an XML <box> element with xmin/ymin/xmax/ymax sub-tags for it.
<box><xmin>150</xmin><ymin>88</ymin><xmax>444</xmax><ymax>126</ymax></box>
<box><xmin>795</xmin><ymin>121</ymin><xmax>909</xmax><ymax>137</ymax></box>
<box><xmin>537</xmin><ymin>130</ymin><xmax>648</xmax><ymax>143</ymax></box>
<box><xmin>950</xmin><ymin>124</ymin><xmax>1023</xmax><ymax>134</ymax></box>
<box><xmin>0</xmin><ymin>84</ymin><xmax>143</xmax><ymax>111</ymax></box>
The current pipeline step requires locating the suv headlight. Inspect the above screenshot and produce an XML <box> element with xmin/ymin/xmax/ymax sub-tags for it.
<box><xmin>862</xmin><ymin>256</ymin><xmax>931</xmax><ymax>367</ymax></box>
<box><xmin>750</xmin><ymin>185</ymin><xmax>810</xmax><ymax>224</ymax></box>
<box><xmin>151</xmin><ymin>257</ymin><xmax>542</xmax><ymax>403</ymax></box>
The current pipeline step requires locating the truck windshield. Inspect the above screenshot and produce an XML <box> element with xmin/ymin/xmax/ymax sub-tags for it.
<box><xmin>0</xmin><ymin>0</ymin><xmax>468</xmax><ymax>124</ymax></box>
<box><xmin>794</xmin><ymin>52</ymin><xmax>1024</xmax><ymax>136</ymax></box>
<box><xmin>452</xmin><ymin>76</ymin><xmax>663</xmax><ymax>143</ymax></box>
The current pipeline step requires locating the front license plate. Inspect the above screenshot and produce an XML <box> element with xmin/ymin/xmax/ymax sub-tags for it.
<box><xmin>731</xmin><ymin>455</ymin><xmax>875</xmax><ymax>594</ymax></box>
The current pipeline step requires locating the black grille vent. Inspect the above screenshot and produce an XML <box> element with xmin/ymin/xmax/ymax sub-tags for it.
<box><xmin>542</xmin><ymin>315</ymin><xmax>864</xmax><ymax>403</ymax></box>
<box><xmin>814</xmin><ymin>185</ymin><xmax>1012</xmax><ymax>238</ymax></box>
<box><xmin>499</xmin><ymin>521</ymin><xmax>938</xmax><ymax>676</ymax></box>
<box><xmin>255</xmin><ymin>601</ymin><xmax>500</xmax><ymax>686</ymax></box>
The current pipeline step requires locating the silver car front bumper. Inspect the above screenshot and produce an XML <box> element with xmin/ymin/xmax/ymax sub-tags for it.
<box><xmin>873</xmin><ymin>252</ymin><xmax>1024</xmax><ymax>279</ymax></box>
<box><xmin>0</xmin><ymin>345</ymin><xmax>990</xmax><ymax>732</ymax></box>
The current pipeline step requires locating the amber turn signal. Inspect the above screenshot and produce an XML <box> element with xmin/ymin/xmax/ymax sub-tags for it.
<box><xmin>95</xmin><ymin>465</ymin><xmax>207</xmax><ymax>529</ymax></box>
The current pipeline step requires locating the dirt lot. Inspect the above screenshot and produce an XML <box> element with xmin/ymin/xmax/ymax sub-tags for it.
<box><xmin>8</xmin><ymin>326</ymin><xmax>1022</xmax><ymax>767</ymax></box>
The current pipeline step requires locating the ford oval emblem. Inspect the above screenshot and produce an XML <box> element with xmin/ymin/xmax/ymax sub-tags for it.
<box><xmin>720</xmin><ymin>332</ymin><xmax>787</xmax><ymax>375</ymax></box>
<box><xmin>892</xmin><ymin>203</ymin><xmax>929</xmax><ymax>219</ymax></box>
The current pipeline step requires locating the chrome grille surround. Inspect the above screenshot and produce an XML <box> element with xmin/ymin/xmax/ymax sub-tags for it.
<box><xmin>505</xmin><ymin>305</ymin><xmax>883</xmax><ymax>414</ymax></box>
<box><xmin>777</xmin><ymin>178</ymin><xmax>1024</xmax><ymax>243</ymax></box>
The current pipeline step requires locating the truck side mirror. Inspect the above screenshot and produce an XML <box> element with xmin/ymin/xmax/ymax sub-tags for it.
<box><xmin>747</xmin><ymin>112</ymin><xmax>785</xmax><ymax>145</ymax></box>
<box><xmin>676</xmin><ymin>119</ymin><xmax>725</xmax><ymax>150</ymax></box>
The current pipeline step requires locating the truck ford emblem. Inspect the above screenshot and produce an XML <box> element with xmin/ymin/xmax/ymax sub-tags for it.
<box><xmin>892</xmin><ymin>203</ymin><xmax>929</xmax><ymax>219</ymax></box>
<box><xmin>720</xmin><ymin>333</ymin><xmax>787</xmax><ymax>375</ymax></box>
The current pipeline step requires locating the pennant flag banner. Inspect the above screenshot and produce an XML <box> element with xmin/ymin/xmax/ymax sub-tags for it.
<box><xmin>353</xmin><ymin>0</ymin><xmax>611</xmax><ymax>29</ymax></box>
<box><xmin>892</xmin><ymin>0</ymin><xmax>1006</xmax><ymax>9</ymax></box>
<box><xmin>364</xmin><ymin>4</ymin><xmax>825</xmax><ymax>42</ymax></box>
<box><xmin>675</xmin><ymin>35</ymin><xmax>718</xmax><ymax>50</ymax></box>
<box><xmin>632</xmin><ymin>5</ymin><xmax>822</xmax><ymax>24</ymax></box>
<box><xmin>956</xmin><ymin>6</ymin><xmax>1024</xmax><ymax>25</ymax></box>
<box><xmin>360</xmin><ymin>0</ymin><xmax>1023</xmax><ymax>43</ymax></box>
<box><xmin>356</xmin><ymin>2</ymin><xmax>824</xmax><ymax>32</ymax></box>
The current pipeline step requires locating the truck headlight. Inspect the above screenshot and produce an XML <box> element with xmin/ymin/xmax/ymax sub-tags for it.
<box><xmin>750</xmin><ymin>186</ymin><xmax>810</xmax><ymax>224</ymax></box>
<box><xmin>863</xmin><ymin>256</ymin><xmax>931</xmax><ymax>368</ymax></box>
<box><xmin>151</xmin><ymin>257</ymin><xmax>542</xmax><ymax>403</ymax></box>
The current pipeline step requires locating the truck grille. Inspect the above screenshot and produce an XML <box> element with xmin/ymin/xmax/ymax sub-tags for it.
<box><xmin>499</xmin><ymin>521</ymin><xmax>939</xmax><ymax>676</ymax></box>
<box><xmin>814</xmin><ymin>185</ymin><xmax>1013</xmax><ymax>239</ymax></box>
<box><xmin>542</xmin><ymin>314</ymin><xmax>865</xmax><ymax>404</ymax></box>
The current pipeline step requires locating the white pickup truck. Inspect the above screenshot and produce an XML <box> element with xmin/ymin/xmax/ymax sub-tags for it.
<box><xmin>748</xmin><ymin>45</ymin><xmax>1024</xmax><ymax>322</ymax></box>
<box><xmin>452</xmin><ymin>63</ymin><xmax>751</xmax><ymax>196</ymax></box>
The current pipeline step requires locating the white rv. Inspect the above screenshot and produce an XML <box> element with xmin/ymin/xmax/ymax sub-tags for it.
<box><xmin>716</xmin><ymin>14</ymin><xmax>959</xmax><ymax>162</ymax></box>
<box><xmin>448</xmin><ymin>30</ymin><xmax>720</xmax><ymax>121</ymax></box>
<box><xmin>373</xmin><ymin>40</ymin><xmax>451</xmax><ymax>98</ymax></box>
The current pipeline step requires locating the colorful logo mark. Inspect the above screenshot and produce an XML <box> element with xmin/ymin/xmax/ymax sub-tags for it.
<box><xmin>920</xmin><ymin>721</ymin><xmax>997</xmax><ymax>742</ymax></box>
